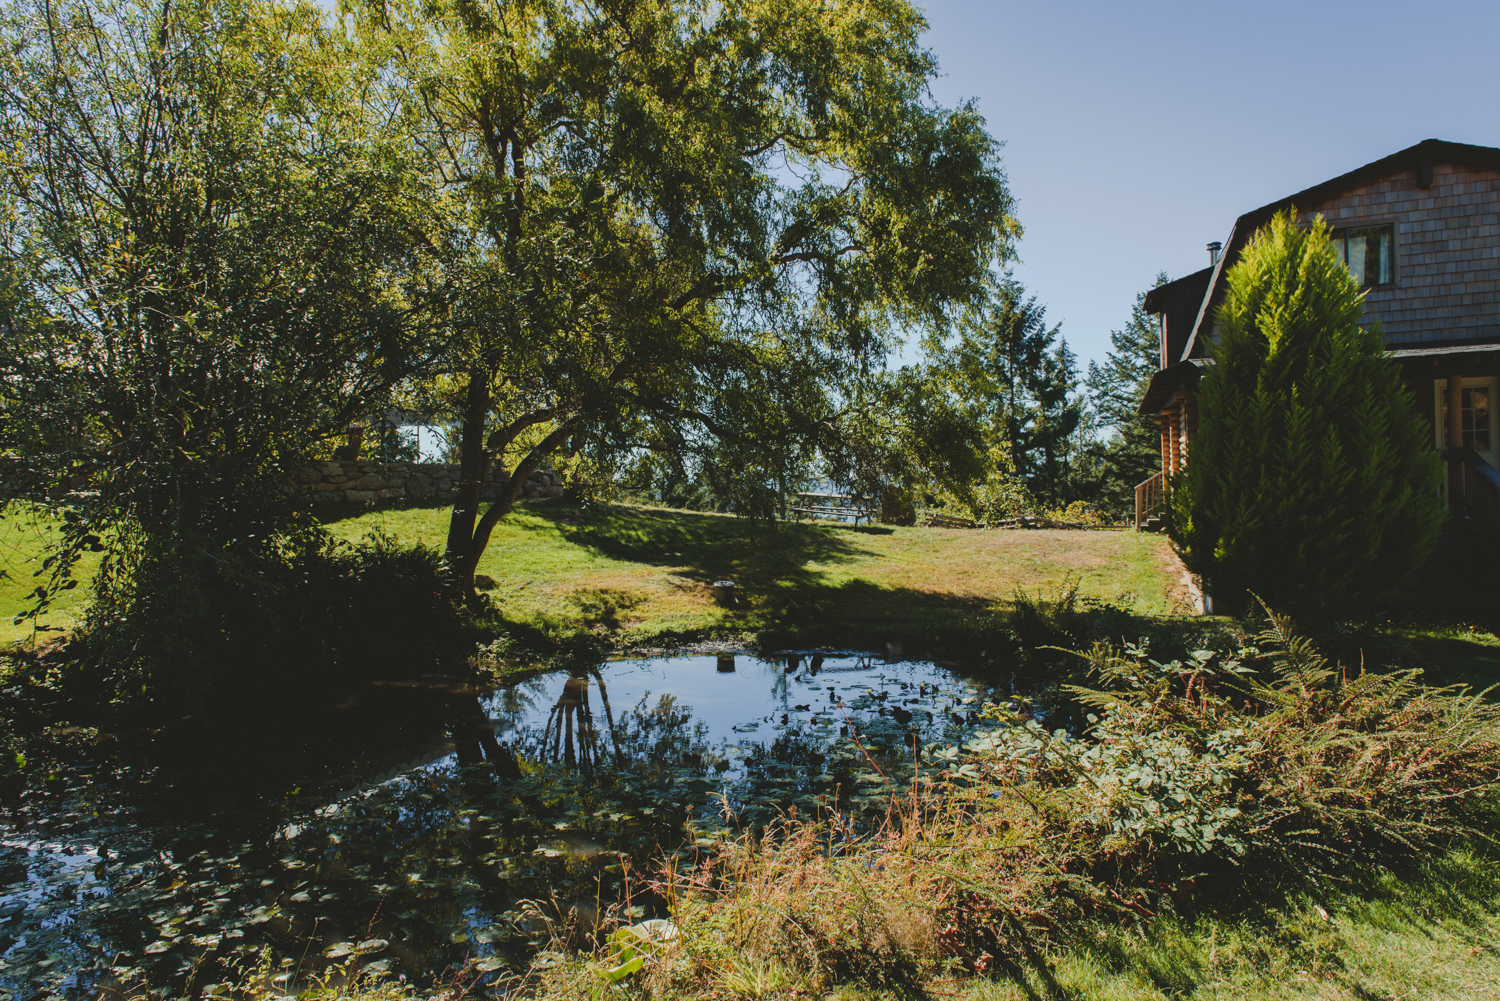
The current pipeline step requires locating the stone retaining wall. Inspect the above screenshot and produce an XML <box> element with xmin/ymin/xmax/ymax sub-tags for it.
<box><xmin>298</xmin><ymin>461</ymin><xmax>564</xmax><ymax>506</ymax></box>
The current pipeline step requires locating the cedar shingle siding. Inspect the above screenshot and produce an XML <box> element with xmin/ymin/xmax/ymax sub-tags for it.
<box><xmin>1300</xmin><ymin>163</ymin><xmax>1500</xmax><ymax>345</ymax></box>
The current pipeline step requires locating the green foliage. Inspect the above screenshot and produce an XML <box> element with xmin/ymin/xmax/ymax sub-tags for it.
<box><xmin>359</xmin><ymin>0</ymin><xmax>1020</xmax><ymax>588</ymax></box>
<box><xmin>1051</xmin><ymin>602</ymin><xmax>1500</xmax><ymax>882</ymax></box>
<box><xmin>594</xmin><ymin>919</ymin><xmax>679</xmax><ymax>983</ymax></box>
<box><xmin>1170</xmin><ymin>212</ymin><xmax>1445</xmax><ymax>620</ymax></box>
<box><xmin>85</xmin><ymin>526</ymin><xmax>459</xmax><ymax>706</ymax></box>
<box><xmin>967</xmin><ymin>713</ymin><xmax>1256</xmax><ymax>856</ymax></box>
<box><xmin>823</xmin><ymin>365</ymin><xmax>990</xmax><ymax>524</ymax></box>
<box><xmin>1080</xmin><ymin>273</ymin><xmax>1170</xmax><ymax>517</ymax></box>
<box><xmin>938</xmin><ymin>276</ymin><xmax>1082</xmax><ymax>512</ymax></box>
<box><xmin>0</xmin><ymin>0</ymin><xmax>446</xmax><ymax>659</ymax></box>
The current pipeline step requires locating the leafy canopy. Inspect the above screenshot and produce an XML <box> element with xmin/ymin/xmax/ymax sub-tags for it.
<box><xmin>359</xmin><ymin>0</ymin><xmax>1021</xmax><ymax>587</ymax></box>
<box><xmin>935</xmin><ymin>277</ymin><xmax>1079</xmax><ymax>513</ymax></box>
<box><xmin>0</xmin><ymin>0</ymin><xmax>448</xmax><ymax>676</ymax></box>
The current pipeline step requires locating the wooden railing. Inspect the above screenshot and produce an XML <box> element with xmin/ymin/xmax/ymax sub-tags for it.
<box><xmin>1135</xmin><ymin>471</ymin><xmax>1166</xmax><ymax>531</ymax></box>
<box><xmin>1447</xmin><ymin>447</ymin><xmax>1500</xmax><ymax>534</ymax></box>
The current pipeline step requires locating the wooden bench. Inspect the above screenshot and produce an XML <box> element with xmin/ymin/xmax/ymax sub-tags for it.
<box><xmin>791</xmin><ymin>492</ymin><xmax>873</xmax><ymax>525</ymax></box>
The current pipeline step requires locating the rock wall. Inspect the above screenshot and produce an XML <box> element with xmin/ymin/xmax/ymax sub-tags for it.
<box><xmin>299</xmin><ymin>461</ymin><xmax>564</xmax><ymax>506</ymax></box>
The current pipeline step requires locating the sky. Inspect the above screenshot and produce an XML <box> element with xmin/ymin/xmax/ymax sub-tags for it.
<box><xmin>912</xmin><ymin>0</ymin><xmax>1500</xmax><ymax>371</ymax></box>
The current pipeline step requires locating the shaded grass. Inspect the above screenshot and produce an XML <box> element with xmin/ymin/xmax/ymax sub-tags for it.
<box><xmin>945</xmin><ymin>853</ymin><xmax>1500</xmax><ymax>1001</ymax></box>
<box><xmin>321</xmin><ymin>500</ymin><xmax>1186</xmax><ymax>652</ymax></box>
<box><xmin>1348</xmin><ymin>620</ymin><xmax>1500</xmax><ymax>691</ymax></box>
<box><xmin>0</xmin><ymin>503</ymin><xmax>101</xmax><ymax>646</ymax></box>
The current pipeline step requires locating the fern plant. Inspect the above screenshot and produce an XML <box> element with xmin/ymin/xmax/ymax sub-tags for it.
<box><xmin>1038</xmin><ymin>601</ymin><xmax>1500</xmax><ymax>882</ymax></box>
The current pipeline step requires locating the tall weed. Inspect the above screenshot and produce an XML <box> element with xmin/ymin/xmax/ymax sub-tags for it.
<box><xmin>525</xmin><ymin>604</ymin><xmax>1500</xmax><ymax>999</ymax></box>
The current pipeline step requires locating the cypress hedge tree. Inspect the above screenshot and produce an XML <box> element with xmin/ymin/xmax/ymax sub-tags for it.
<box><xmin>1170</xmin><ymin>211</ymin><xmax>1444</xmax><ymax>621</ymax></box>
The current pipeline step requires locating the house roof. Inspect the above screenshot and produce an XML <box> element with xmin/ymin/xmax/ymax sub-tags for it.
<box><xmin>1141</xmin><ymin>267</ymin><xmax>1214</xmax><ymax>314</ymax></box>
<box><xmin>1175</xmin><ymin>139</ymin><xmax>1500</xmax><ymax>363</ymax></box>
<box><xmin>1143</xmin><ymin>266</ymin><xmax>1214</xmax><ymax>367</ymax></box>
<box><xmin>1137</xmin><ymin>359</ymin><xmax>1204</xmax><ymax>416</ymax></box>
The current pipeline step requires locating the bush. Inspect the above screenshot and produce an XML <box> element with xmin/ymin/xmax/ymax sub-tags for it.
<box><xmin>82</xmin><ymin>525</ymin><xmax>460</xmax><ymax>710</ymax></box>
<box><xmin>515</xmin><ymin>605</ymin><xmax>1500</xmax><ymax>999</ymax></box>
<box><xmin>1169</xmin><ymin>211</ymin><xmax>1444</xmax><ymax>621</ymax></box>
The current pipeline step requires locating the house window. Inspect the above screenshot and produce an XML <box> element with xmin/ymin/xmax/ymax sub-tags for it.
<box><xmin>1332</xmin><ymin>224</ymin><xmax>1394</xmax><ymax>287</ymax></box>
<box><xmin>1436</xmin><ymin>378</ymin><xmax>1497</xmax><ymax>459</ymax></box>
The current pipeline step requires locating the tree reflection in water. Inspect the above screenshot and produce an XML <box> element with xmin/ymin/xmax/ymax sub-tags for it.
<box><xmin>536</xmin><ymin>668</ymin><xmax>624</xmax><ymax>773</ymax></box>
<box><xmin>0</xmin><ymin>652</ymin><xmax>1003</xmax><ymax>998</ymax></box>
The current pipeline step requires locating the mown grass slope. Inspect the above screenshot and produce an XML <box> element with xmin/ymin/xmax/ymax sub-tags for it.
<box><xmin>321</xmin><ymin>499</ymin><xmax>1189</xmax><ymax>649</ymax></box>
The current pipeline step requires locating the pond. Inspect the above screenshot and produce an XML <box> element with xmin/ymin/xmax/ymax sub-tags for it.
<box><xmin>0</xmin><ymin>650</ymin><xmax>1056</xmax><ymax>998</ymax></box>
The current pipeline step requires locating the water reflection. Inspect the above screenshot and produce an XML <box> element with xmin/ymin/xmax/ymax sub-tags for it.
<box><xmin>0</xmin><ymin>650</ymin><xmax>1047</xmax><ymax>998</ymax></box>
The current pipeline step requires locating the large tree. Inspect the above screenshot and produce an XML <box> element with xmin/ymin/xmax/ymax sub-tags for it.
<box><xmin>359</xmin><ymin>0</ymin><xmax>1020</xmax><ymax>599</ymax></box>
<box><xmin>0</xmin><ymin>0</ymin><xmax>446</xmax><ymax>666</ymax></box>
<box><xmin>1170</xmin><ymin>212</ymin><xmax>1443</xmax><ymax>620</ymax></box>
<box><xmin>938</xmin><ymin>277</ymin><xmax>1080</xmax><ymax>510</ymax></box>
<box><xmin>822</xmin><ymin>365</ymin><xmax>989</xmax><ymax>525</ymax></box>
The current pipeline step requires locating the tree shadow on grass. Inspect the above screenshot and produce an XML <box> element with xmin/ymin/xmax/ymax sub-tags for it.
<box><xmin>754</xmin><ymin>577</ymin><xmax>1005</xmax><ymax>652</ymax></box>
<box><xmin>1351</xmin><ymin>624</ymin><xmax>1500</xmax><ymax>692</ymax></box>
<box><xmin>1039</xmin><ymin>847</ymin><xmax>1500</xmax><ymax>1001</ymax></box>
<box><xmin>519</xmin><ymin>502</ymin><xmax>885</xmax><ymax>594</ymax></box>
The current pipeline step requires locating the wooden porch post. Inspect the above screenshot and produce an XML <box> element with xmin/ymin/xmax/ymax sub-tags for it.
<box><xmin>1448</xmin><ymin>374</ymin><xmax>1464</xmax><ymax>514</ymax></box>
<box><xmin>1164</xmin><ymin>405</ymin><xmax>1176</xmax><ymax>477</ymax></box>
<box><xmin>1160</xmin><ymin>412</ymin><xmax>1173</xmax><ymax>475</ymax></box>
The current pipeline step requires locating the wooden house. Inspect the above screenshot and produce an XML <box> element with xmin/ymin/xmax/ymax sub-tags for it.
<box><xmin>1136</xmin><ymin>139</ymin><xmax>1500</xmax><ymax>532</ymax></box>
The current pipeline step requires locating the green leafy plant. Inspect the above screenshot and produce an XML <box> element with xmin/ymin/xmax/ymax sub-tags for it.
<box><xmin>594</xmin><ymin>919</ymin><xmax>679</xmax><ymax>983</ymax></box>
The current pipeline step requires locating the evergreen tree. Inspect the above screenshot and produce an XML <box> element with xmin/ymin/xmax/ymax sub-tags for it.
<box><xmin>1083</xmin><ymin>274</ymin><xmax>1169</xmax><ymax>516</ymax></box>
<box><xmin>1170</xmin><ymin>212</ymin><xmax>1443</xmax><ymax>621</ymax></box>
<box><xmin>942</xmin><ymin>278</ymin><xmax>1081</xmax><ymax>509</ymax></box>
<box><xmin>1031</xmin><ymin>338</ymin><xmax>1083</xmax><ymax>507</ymax></box>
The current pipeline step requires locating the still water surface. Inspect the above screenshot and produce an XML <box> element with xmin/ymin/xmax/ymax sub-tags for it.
<box><xmin>0</xmin><ymin>651</ymin><xmax>1044</xmax><ymax>998</ymax></box>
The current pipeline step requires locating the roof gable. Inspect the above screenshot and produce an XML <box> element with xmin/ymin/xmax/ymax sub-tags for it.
<box><xmin>1177</xmin><ymin>139</ymin><xmax>1500</xmax><ymax>362</ymax></box>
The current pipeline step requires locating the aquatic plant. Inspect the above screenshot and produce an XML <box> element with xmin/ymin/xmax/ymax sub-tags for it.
<box><xmin>519</xmin><ymin>606</ymin><xmax>1500</xmax><ymax>999</ymax></box>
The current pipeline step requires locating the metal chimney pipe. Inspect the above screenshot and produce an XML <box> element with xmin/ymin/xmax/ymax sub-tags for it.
<box><xmin>1208</xmin><ymin>241</ymin><xmax>1223</xmax><ymax>266</ymax></box>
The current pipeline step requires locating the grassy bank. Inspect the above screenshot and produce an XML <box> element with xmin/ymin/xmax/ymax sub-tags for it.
<box><xmin>278</xmin><ymin>853</ymin><xmax>1500</xmax><ymax>1001</ymax></box>
<box><xmin>320</xmin><ymin>499</ymin><xmax>1188</xmax><ymax>652</ymax></box>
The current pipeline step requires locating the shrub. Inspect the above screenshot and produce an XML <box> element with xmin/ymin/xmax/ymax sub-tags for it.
<box><xmin>82</xmin><ymin>526</ymin><xmax>459</xmax><ymax>710</ymax></box>
<box><xmin>1036</xmin><ymin>602</ymin><xmax>1500</xmax><ymax>882</ymax></box>
<box><xmin>1169</xmin><ymin>211</ymin><xmax>1444</xmax><ymax>621</ymax></box>
<box><xmin>518</xmin><ymin>605</ymin><xmax>1500</xmax><ymax>1000</ymax></box>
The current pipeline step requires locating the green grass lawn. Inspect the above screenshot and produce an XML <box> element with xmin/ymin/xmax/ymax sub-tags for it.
<box><xmin>320</xmin><ymin>499</ymin><xmax>1190</xmax><ymax>649</ymax></box>
<box><xmin>0</xmin><ymin>504</ymin><xmax>102</xmax><ymax>646</ymax></box>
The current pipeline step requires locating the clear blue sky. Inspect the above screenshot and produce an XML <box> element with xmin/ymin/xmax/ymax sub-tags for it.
<box><xmin>914</xmin><ymin>0</ymin><xmax>1500</xmax><ymax>370</ymax></box>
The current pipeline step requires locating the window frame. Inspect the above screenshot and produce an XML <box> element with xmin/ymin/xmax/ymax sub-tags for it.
<box><xmin>1433</xmin><ymin>376</ymin><xmax>1498</xmax><ymax>466</ymax></box>
<box><xmin>1329</xmin><ymin>219</ymin><xmax>1399</xmax><ymax>290</ymax></box>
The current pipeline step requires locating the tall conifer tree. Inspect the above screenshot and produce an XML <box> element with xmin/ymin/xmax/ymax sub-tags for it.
<box><xmin>1083</xmin><ymin>274</ymin><xmax>1168</xmax><ymax>515</ymax></box>
<box><xmin>1170</xmin><ymin>213</ymin><xmax>1443</xmax><ymax>620</ymax></box>
<box><xmin>942</xmin><ymin>278</ymin><xmax>1080</xmax><ymax>508</ymax></box>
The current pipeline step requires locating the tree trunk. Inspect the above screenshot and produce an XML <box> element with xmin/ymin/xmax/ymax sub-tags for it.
<box><xmin>444</xmin><ymin>400</ymin><xmax>578</xmax><ymax>603</ymax></box>
<box><xmin>443</xmin><ymin>366</ymin><xmax>493</xmax><ymax>601</ymax></box>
